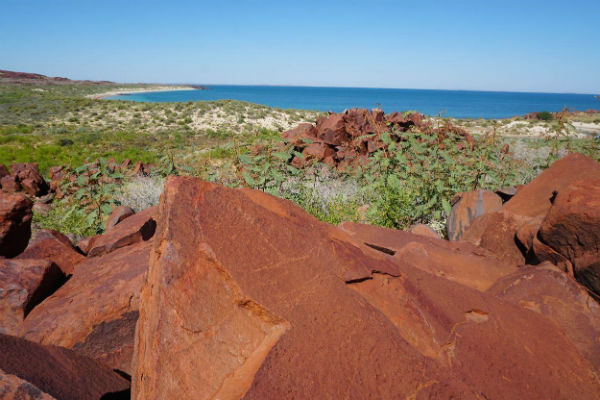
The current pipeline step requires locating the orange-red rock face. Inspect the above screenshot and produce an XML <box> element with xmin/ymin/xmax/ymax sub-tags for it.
<box><xmin>23</xmin><ymin>241</ymin><xmax>151</xmax><ymax>375</ymax></box>
<box><xmin>16</xmin><ymin>230</ymin><xmax>85</xmax><ymax>275</ymax></box>
<box><xmin>446</xmin><ymin>189</ymin><xmax>503</xmax><ymax>241</ymax></box>
<box><xmin>0</xmin><ymin>334</ymin><xmax>129</xmax><ymax>400</ymax></box>
<box><xmin>133</xmin><ymin>177</ymin><xmax>600</xmax><ymax>399</ymax></box>
<box><xmin>0</xmin><ymin>192</ymin><xmax>32</xmax><ymax>257</ymax></box>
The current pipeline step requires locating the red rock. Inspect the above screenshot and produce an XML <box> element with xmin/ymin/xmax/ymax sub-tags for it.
<box><xmin>133</xmin><ymin>177</ymin><xmax>470</xmax><ymax>399</ymax></box>
<box><xmin>489</xmin><ymin>262</ymin><xmax>600</xmax><ymax>370</ymax></box>
<box><xmin>446</xmin><ymin>189</ymin><xmax>503</xmax><ymax>241</ymax></box>
<box><xmin>0</xmin><ymin>174</ymin><xmax>21</xmax><ymax>192</ymax></box>
<box><xmin>47</xmin><ymin>166</ymin><xmax>64</xmax><ymax>181</ymax></box>
<box><xmin>16</xmin><ymin>229</ymin><xmax>85</xmax><ymax>275</ymax></box>
<box><xmin>0</xmin><ymin>164</ymin><xmax>9</xmax><ymax>178</ymax></box>
<box><xmin>0</xmin><ymin>333</ymin><xmax>130</xmax><ymax>400</ymax></box>
<box><xmin>87</xmin><ymin>206</ymin><xmax>157</xmax><ymax>257</ymax></box>
<box><xmin>282</xmin><ymin>123</ymin><xmax>317</xmax><ymax>146</ymax></box>
<box><xmin>340</xmin><ymin>222</ymin><xmax>516</xmax><ymax>291</ymax></box>
<box><xmin>537</xmin><ymin>178</ymin><xmax>600</xmax><ymax>294</ymax></box>
<box><xmin>301</xmin><ymin>142</ymin><xmax>335</xmax><ymax>162</ymax></box>
<box><xmin>0</xmin><ymin>259</ymin><xmax>66</xmax><ymax>335</ymax></box>
<box><xmin>315</xmin><ymin>113</ymin><xmax>347</xmax><ymax>145</ymax></box>
<box><xmin>408</xmin><ymin>223</ymin><xmax>440</xmax><ymax>238</ymax></box>
<box><xmin>76</xmin><ymin>236</ymin><xmax>96</xmax><ymax>255</ymax></box>
<box><xmin>0</xmin><ymin>369</ymin><xmax>57</xmax><ymax>399</ymax></box>
<box><xmin>0</xmin><ymin>192</ymin><xmax>33</xmax><ymax>257</ymax></box>
<box><xmin>133</xmin><ymin>178</ymin><xmax>600</xmax><ymax>399</ymax></box>
<box><xmin>23</xmin><ymin>241</ymin><xmax>150</xmax><ymax>375</ymax></box>
<box><xmin>9</xmin><ymin>163</ymin><xmax>48</xmax><ymax>197</ymax></box>
<box><xmin>105</xmin><ymin>205</ymin><xmax>135</xmax><ymax>231</ymax></box>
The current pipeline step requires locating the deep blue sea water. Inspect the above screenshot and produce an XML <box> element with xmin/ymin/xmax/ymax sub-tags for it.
<box><xmin>107</xmin><ymin>85</ymin><xmax>599</xmax><ymax>119</ymax></box>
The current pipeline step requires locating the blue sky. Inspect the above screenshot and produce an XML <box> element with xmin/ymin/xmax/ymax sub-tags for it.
<box><xmin>2</xmin><ymin>0</ymin><xmax>599</xmax><ymax>93</ymax></box>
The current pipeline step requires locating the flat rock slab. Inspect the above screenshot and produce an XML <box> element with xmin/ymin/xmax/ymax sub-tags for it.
<box><xmin>133</xmin><ymin>177</ymin><xmax>600</xmax><ymax>399</ymax></box>
<box><xmin>339</xmin><ymin>222</ymin><xmax>517</xmax><ymax>291</ymax></box>
<box><xmin>0</xmin><ymin>333</ymin><xmax>129</xmax><ymax>400</ymax></box>
<box><xmin>447</xmin><ymin>189</ymin><xmax>503</xmax><ymax>241</ymax></box>
<box><xmin>23</xmin><ymin>241</ymin><xmax>151</xmax><ymax>375</ymax></box>
<box><xmin>0</xmin><ymin>259</ymin><xmax>66</xmax><ymax>335</ymax></box>
<box><xmin>87</xmin><ymin>206</ymin><xmax>157</xmax><ymax>257</ymax></box>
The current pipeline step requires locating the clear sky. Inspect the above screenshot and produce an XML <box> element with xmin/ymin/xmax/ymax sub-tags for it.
<box><xmin>2</xmin><ymin>0</ymin><xmax>599</xmax><ymax>93</ymax></box>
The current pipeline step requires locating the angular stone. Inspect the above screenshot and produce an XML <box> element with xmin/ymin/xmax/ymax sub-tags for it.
<box><xmin>447</xmin><ymin>189</ymin><xmax>503</xmax><ymax>241</ymax></box>
<box><xmin>16</xmin><ymin>229</ymin><xmax>85</xmax><ymax>275</ymax></box>
<box><xmin>340</xmin><ymin>222</ymin><xmax>516</xmax><ymax>291</ymax></box>
<box><xmin>133</xmin><ymin>177</ymin><xmax>471</xmax><ymax>399</ymax></box>
<box><xmin>132</xmin><ymin>178</ymin><xmax>600</xmax><ymax>399</ymax></box>
<box><xmin>0</xmin><ymin>333</ymin><xmax>129</xmax><ymax>400</ymax></box>
<box><xmin>0</xmin><ymin>174</ymin><xmax>21</xmax><ymax>193</ymax></box>
<box><xmin>282</xmin><ymin>123</ymin><xmax>317</xmax><ymax>146</ymax></box>
<box><xmin>0</xmin><ymin>259</ymin><xmax>66</xmax><ymax>335</ymax></box>
<box><xmin>9</xmin><ymin>163</ymin><xmax>48</xmax><ymax>197</ymax></box>
<box><xmin>105</xmin><ymin>205</ymin><xmax>135</xmax><ymax>231</ymax></box>
<box><xmin>0</xmin><ymin>192</ymin><xmax>33</xmax><ymax>257</ymax></box>
<box><xmin>23</xmin><ymin>241</ymin><xmax>150</xmax><ymax>375</ymax></box>
<box><xmin>87</xmin><ymin>206</ymin><xmax>157</xmax><ymax>257</ymax></box>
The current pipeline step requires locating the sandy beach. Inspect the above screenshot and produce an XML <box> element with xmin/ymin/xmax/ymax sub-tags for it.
<box><xmin>87</xmin><ymin>85</ymin><xmax>197</xmax><ymax>99</ymax></box>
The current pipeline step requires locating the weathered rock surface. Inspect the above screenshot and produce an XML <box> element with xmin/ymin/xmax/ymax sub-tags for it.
<box><xmin>0</xmin><ymin>259</ymin><xmax>66</xmax><ymax>335</ymax></box>
<box><xmin>0</xmin><ymin>333</ymin><xmax>129</xmax><ymax>400</ymax></box>
<box><xmin>23</xmin><ymin>241</ymin><xmax>150</xmax><ymax>375</ymax></box>
<box><xmin>133</xmin><ymin>177</ymin><xmax>600</xmax><ymax>399</ymax></box>
<box><xmin>446</xmin><ymin>189</ymin><xmax>503</xmax><ymax>241</ymax></box>
<box><xmin>408</xmin><ymin>223</ymin><xmax>440</xmax><ymax>238</ymax></box>
<box><xmin>0</xmin><ymin>192</ymin><xmax>33</xmax><ymax>257</ymax></box>
<box><xmin>0</xmin><ymin>368</ymin><xmax>56</xmax><ymax>400</ymax></box>
<box><xmin>16</xmin><ymin>229</ymin><xmax>85</xmax><ymax>275</ymax></box>
<box><xmin>340</xmin><ymin>221</ymin><xmax>516</xmax><ymax>291</ymax></box>
<box><xmin>489</xmin><ymin>262</ymin><xmax>600</xmax><ymax>370</ymax></box>
<box><xmin>133</xmin><ymin>177</ymin><xmax>472</xmax><ymax>399</ymax></box>
<box><xmin>87</xmin><ymin>206</ymin><xmax>157</xmax><ymax>257</ymax></box>
<box><xmin>105</xmin><ymin>205</ymin><xmax>135</xmax><ymax>231</ymax></box>
<box><xmin>9</xmin><ymin>163</ymin><xmax>49</xmax><ymax>197</ymax></box>
<box><xmin>537</xmin><ymin>178</ymin><xmax>600</xmax><ymax>295</ymax></box>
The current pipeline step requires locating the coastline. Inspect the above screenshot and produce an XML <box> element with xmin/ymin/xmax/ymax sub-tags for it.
<box><xmin>87</xmin><ymin>85</ymin><xmax>197</xmax><ymax>100</ymax></box>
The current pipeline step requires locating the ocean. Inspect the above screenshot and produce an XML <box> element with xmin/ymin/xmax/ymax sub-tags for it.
<box><xmin>106</xmin><ymin>85</ymin><xmax>599</xmax><ymax>119</ymax></box>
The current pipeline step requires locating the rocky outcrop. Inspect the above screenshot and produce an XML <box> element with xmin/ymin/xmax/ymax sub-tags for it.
<box><xmin>132</xmin><ymin>177</ymin><xmax>600</xmax><ymax>399</ymax></box>
<box><xmin>282</xmin><ymin>109</ymin><xmax>473</xmax><ymax>168</ymax></box>
<box><xmin>0</xmin><ymin>259</ymin><xmax>66</xmax><ymax>335</ymax></box>
<box><xmin>23</xmin><ymin>241</ymin><xmax>151</xmax><ymax>375</ymax></box>
<box><xmin>0</xmin><ymin>192</ymin><xmax>33</xmax><ymax>257</ymax></box>
<box><xmin>0</xmin><ymin>333</ymin><xmax>129</xmax><ymax>400</ymax></box>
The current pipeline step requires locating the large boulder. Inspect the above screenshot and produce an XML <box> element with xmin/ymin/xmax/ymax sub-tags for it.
<box><xmin>0</xmin><ymin>192</ymin><xmax>33</xmax><ymax>257</ymax></box>
<box><xmin>0</xmin><ymin>333</ymin><xmax>129</xmax><ymax>400</ymax></box>
<box><xmin>537</xmin><ymin>178</ymin><xmax>600</xmax><ymax>294</ymax></box>
<box><xmin>0</xmin><ymin>259</ymin><xmax>66</xmax><ymax>335</ymax></box>
<box><xmin>446</xmin><ymin>189</ymin><xmax>503</xmax><ymax>241</ymax></box>
<box><xmin>23</xmin><ymin>241</ymin><xmax>150</xmax><ymax>375</ymax></box>
<box><xmin>87</xmin><ymin>205</ymin><xmax>157</xmax><ymax>257</ymax></box>
<box><xmin>461</xmin><ymin>154</ymin><xmax>600</xmax><ymax>266</ymax></box>
<box><xmin>133</xmin><ymin>177</ymin><xmax>600</xmax><ymax>399</ymax></box>
<box><xmin>16</xmin><ymin>229</ymin><xmax>85</xmax><ymax>275</ymax></box>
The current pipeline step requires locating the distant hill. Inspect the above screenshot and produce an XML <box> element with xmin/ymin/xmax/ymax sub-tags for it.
<box><xmin>0</xmin><ymin>69</ymin><xmax>113</xmax><ymax>85</ymax></box>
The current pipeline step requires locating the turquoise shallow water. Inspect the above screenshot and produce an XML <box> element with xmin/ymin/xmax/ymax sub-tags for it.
<box><xmin>107</xmin><ymin>85</ymin><xmax>599</xmax><ymax>119</ymax></box>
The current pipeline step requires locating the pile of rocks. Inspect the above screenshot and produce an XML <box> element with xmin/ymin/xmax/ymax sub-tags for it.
<box><xmin>282</xmin><ymin>108</ymin><xmax>474</xmax><ymax>168</ymax></box>
<box><xmin>1</xmin><ymin>154</ymin><xmax>600</xmax><ymax>399</ymax></box>
<box><xmin>0</xmin><ymin>163</ymin><xmax>49</xmax><ymax>197</ymax></box>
